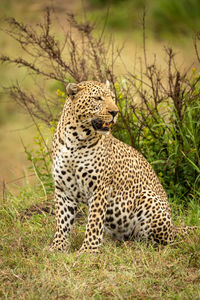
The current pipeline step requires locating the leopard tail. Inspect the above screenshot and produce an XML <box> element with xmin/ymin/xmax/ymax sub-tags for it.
<box><xmin>170</xmin><ymin>225</ymin><xmax>199</xmax><ymax>241</ymax></box>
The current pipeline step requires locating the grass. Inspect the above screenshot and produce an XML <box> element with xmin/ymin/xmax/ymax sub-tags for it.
<box><xmin>1</xmin><ymin>186</ymin><xmax>200</xmax><ymax>299</ymax></box>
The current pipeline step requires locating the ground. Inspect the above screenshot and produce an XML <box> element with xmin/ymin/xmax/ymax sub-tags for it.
<box><xmin>0</xmin><ymin>187</ymin><xmax>200</xmax><ymax>299</ymax></box>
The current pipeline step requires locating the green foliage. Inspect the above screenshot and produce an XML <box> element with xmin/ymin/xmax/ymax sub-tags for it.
<box><xmin>23</xmin><ymin>123</ymin><xmax>55</xmax><ymax>196</ymax></box>
<box><xmin>113</xmin><ymin>74</ymin><xmax>200</xmax><ymax>204</ymax></box>
<box><xmin>140</xmin><ymin>98</ymin><xmax>200</xmax><ymax>201</ymax></box>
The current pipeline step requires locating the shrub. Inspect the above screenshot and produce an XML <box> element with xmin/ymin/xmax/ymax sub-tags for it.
<box><xmin>113</xmin><ymin>73</ymin><xmax>200</xmax><ymax>202</ymax></box>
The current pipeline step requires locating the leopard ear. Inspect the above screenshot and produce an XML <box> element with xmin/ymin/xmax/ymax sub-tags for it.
<box><xmin>106</xmin><ymin>80</ymin><xmax>110</xmax><ymax>89</ymax></box>
<box><xmin>66</xmin><ymin>83</ymin><xmax>78</xmax><ymax>96</ymax></box>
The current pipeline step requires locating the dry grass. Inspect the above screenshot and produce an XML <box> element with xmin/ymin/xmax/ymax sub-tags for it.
<box><xmin>0</xmin><ymin>187</ymin><xmax>200</xmax><ymax>299</ymax></box>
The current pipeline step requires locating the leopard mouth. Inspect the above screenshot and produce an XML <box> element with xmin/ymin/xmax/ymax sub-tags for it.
<box><xmin>91</xmin><ymin>119</ymin><xmax>112</xmax><ymax>132</ymax></box>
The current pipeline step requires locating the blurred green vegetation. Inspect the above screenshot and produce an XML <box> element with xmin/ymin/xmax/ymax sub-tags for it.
<box><xmin>88</xmin><ymin>0</ymin><xmax>200</xmax><ymax>37</ymax></box>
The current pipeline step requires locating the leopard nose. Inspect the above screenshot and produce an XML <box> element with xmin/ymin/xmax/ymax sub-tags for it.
<box><xmin>108</xmin><ymin>110</ymin><xmax>119</xmax><ymax>118</ymax></box>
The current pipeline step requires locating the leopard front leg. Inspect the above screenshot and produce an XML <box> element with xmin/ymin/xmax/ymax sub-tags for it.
<box><xmin>49</xmin><ymin>188</ymin><xmax>78</xmax><ymax>252</ymax></box>
<box><xmin>79</xmin><ymin>185</ymin><xmax>109</xmax><ymax>253</ymax></box>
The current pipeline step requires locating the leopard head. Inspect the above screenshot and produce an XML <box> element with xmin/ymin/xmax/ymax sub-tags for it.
<box><xmin>66</xmin><ymin>81</ymin><xmax>119</xmax><ymax>133</ymax></box>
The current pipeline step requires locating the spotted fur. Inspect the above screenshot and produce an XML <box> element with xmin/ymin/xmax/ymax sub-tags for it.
<box><xmin>50</xmin><ymin>80</ymin><xmax>198</xmax><ymax>253</ymax></box>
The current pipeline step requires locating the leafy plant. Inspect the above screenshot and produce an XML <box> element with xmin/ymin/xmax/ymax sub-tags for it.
<box><xmin>113</xmin><ymin>67</ymin><xmax>200</xmax><ymax>203</ymax></box>
<box><xmin>22</xmin><ymin>124</ymin><xmax>54</xmax><ymax>197</ymax></box>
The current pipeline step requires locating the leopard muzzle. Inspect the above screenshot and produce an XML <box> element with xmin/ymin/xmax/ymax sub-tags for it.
<box><xmin>91</xmin><ymin>118</ymin><xmax>113</xmax><ymax>132</ymax></box>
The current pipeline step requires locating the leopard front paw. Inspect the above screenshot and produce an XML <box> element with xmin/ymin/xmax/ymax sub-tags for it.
<box><xmin>78</xmin><ymin>244</ymin><xmax>100</xmax><ymax>254</ymax></box>
<box><xmin>46</xmin><ymin>239</ymin><xmax>70</xmax><ymax>252</ymax></box>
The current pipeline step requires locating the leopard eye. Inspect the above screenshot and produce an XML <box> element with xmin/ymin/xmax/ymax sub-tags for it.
<box><xmin>113</xmin><ymin>96</ymin><xmax>116</xmax><ymax>104</ymax></box>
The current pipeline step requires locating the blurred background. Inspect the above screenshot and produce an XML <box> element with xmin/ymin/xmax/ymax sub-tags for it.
<box><xmin>0</xmin><ymin>0</ymin><xmax>199</xmax><ymax>195</ymax></box>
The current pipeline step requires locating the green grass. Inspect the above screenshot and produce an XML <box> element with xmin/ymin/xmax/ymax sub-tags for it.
<box><xmin>1</xmin><ymin>186</ymin><xmax>200</xmax><ymax>299</ymax></box>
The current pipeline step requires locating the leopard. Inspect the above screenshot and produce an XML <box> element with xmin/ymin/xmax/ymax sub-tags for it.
<box><xmin>50</xmin><ymin>80</ymin><xmax>198</xmax><ymax>253</ymax></box>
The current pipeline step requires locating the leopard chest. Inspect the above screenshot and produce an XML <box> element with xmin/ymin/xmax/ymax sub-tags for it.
<box><xmin>53</xmin><ymin>145</ymin><xmax>105</xmax><ymax>202</ymax></box>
